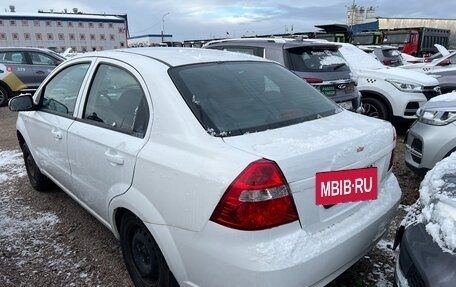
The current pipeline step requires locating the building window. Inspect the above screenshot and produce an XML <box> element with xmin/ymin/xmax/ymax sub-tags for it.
<box><xmin>82</xmin><ymin>46</ymin><xmax>87</xmax><ymax>52</ymax></box>
<box><xmin>22</xmin><ymin>20</ymin><xmax>28</xmax><ymax>26</ymax></box>
<box><xmin>69</xmin><ymin>34</ymin><xmax>75</xmax><ymax>40</ymax></box>
<box><xmin>34</xmin><ymin>20</ymin><xmax>40</xmax><ymax>26</ymax></box>
<box><xmin>78</xmin><ymin>22</ymin><xmax>84</xmax><ymax>28</ymax></box>
<box><xmin>68</xmin><ymin>22</ymin><xmax>73</xmax><ymax>27</ymax></box>
<box><xmin>10</xmin><ymin>20</ymin><xmax>16</xmax><ymax>26</ymax></box>
<box><xmin>110</xmin><ymin>34</ymin><xmax>115</xmax><ymax>41</ymax></box>
<box><xmin>98</xmin><ymin>23</ymin><xmax>104</xmax><ymax>28</ymax></box>
<box><xmin>0</xmin><ymin>20</ymin><xmax>3</xmax><ymax>26</ymax></box>
<box><xmin>80</xmin><ymin>34</ymin><xmax>86</xmax><ymax>40</ymax></box>
<box><xmin>47</xmin><ymin>33</ymin><xmax>54</xmax><ymax>40</ymax></box>
<box><xmin>120</xmin><ymin>42</ymin><xmax>125</xmax><ymax>47</ymax></box>
<box><xmin>92</xmin><ymin>46</ymin><xmax>97</xmax><ymax>51</ymax></box>
<box><xmin>88</xmin><ymin>22</ymin><xmax>94</xmax><ymax>28</ymax></box>
<box><xmin>60</xmin><ymin>47</ymin><xmax>66</xmax><ymax>52</ymax></box>
<box><xmin>100</xmin><ymin>34</ymin><xmax>106</xmax><ymax>40</ymax></box>
<box><xmin>90</xmin><ymin>34</ymin><xmax>95</xmax><ymax>40</ymax></box>
<box><xmin>0</xmin><ymin>33</ymin><xmax>6</xmax><ymax>40</ymax></box>
<box><xmin>12</xmin><ymin>33</ymin><xmax>19</xmax><ymax>40</ymax></box>
<box><xmin>58</xmin><ymin>33</ymin><xmax>65</xmax><ymax>40</ymax></box>
<box><xmin>36</xmin><ymin>33</ymin><xmax>42</xmax><ymax>40</ymax></box>
<box><xmin>46</xmin><ymin>21</ymin><xmax>52</xmax><ymax>27</ymax></box>
<box><xmin>99</xmin><ymin>46</ymin><xmax>104</xmax><ymax>51</ymax></box>
<box><xmin>57</xmin><ymin>21</ymin><xmax>62</xmax><ymax>27</ymax></box>
<box><xmin>118</xmin><ymin>27</ymin><xmax>124</xmax><ymax>33</ymax></box>
<box><xmin>24</xmin><ymin>33</ymin><xmax>31</xmax><ymax>40</ymax></box>
<box><xmin>108</xmin><ymin>23</ymin><xmax>113</xmax><ymax>28</ymax></box>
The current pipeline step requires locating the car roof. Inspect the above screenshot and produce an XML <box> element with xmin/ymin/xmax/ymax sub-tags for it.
<box><xmin>203</xmin><ymin>38</ymin><xmax>339</xmax><ymax>50</ymax></box>
<box><xmin>71</xmin><ymin>47</ymin><xmax>271</xmax><ymax>67</ymax></box>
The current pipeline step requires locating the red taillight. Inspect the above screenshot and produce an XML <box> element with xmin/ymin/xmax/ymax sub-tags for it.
<box><xmin>304</xmin><ymin>77</ymin><xmax>323</xmax><ymax>84</ymax></box>
<box><xmin>6</xmin><ymin>66</ymin><xmax>12</xmax><ymax>72</ymax></box>
<box><xmin>210</xmin><ymin>159</ymin><xmax>299</xmax><ymax>230</ymax></box>
<box><xmin>382</xmin><ymin>60</ymin><xmax>393</xmax><ymax>65</ymax></box>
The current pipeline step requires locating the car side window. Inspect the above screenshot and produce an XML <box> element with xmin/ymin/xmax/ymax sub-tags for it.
<box><xmin>0</xmin><ymin>51</ymin><xmax>26</xmax><ymax>64</ymax></box>
<box><xmin>40</xmin><ymin>63</ymin><xmax>90</xmax><ymax>115</ymax></box>
<box><xmin>30</xmin><ymin>52</ymin><xmax>57</xmax><ymax>65</ymax></box>
<box><xmin>83</xmin><ymin>64</ymin><xmax>149</xmax><ymax>138</ymax></box>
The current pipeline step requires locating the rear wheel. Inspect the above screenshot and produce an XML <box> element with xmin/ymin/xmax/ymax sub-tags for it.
<box><xmin>0</xmin><ymin>86</ymin><xmax>10</xmax><ymax>106</ymax></box>
<box><xmin>120</xmin><ymin>214</ymin><xmax>174</xmax><ymax>287</ymax></box>
<box><xmin>362</xmin><ymin>97</ymin><xmax>389</xmax><ymax>120</ymax></box>
<box><xmin>21</xmin><ymin>143</ymin><xmax>53</xmax><ymax>191</ymax></box>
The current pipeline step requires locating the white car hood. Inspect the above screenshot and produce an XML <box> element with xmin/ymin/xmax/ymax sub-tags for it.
<box><xmin>354</xmin><ymin>66</ymin><xmax>439</xmax><ymax>86</ymax></box>
<box><xmin>223</xmin><ymin>111</ymin><xmax>394</xmax><ymax>184</ymax></box>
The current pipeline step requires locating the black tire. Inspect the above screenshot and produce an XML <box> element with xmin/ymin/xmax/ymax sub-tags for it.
<box><xmin>362</xmin><ymin>97</ymin><xmax>389</xmax><ymax>120</ymax></box>
<box><xmin>0</xmin><ymin>85</ymin><xmax>10</xmax><ymax>107</ymax></box>
<box><xmin>120</xmin><ymin>214</ymin><xmax>174</xmax><ymax>287</ymax></box>
<box><xmin>21</xmin><ymin>143</ymin><xmax>53</xmax><ymax>191</ymax></box>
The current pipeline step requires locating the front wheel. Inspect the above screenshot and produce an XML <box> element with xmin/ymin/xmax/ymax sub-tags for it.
<box><xmin>22</xmin><ymin>143</ymin><xmax>53</xmax><ymax>191</ymax></box>
<box><xmin>362</xmin><ymin>97</ymin><xmax>389</xmax><ymax>120</ymax></box>
<box><xmin>120</xmin><ymin>214</ymin><xmax>174</xmax><ymax>287</ymax></box>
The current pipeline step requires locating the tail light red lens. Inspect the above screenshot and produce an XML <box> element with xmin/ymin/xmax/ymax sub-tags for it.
<box><xmin>304</xmin><ymin>77</ymin><xmax>323</xmax><ymax>84</ymax></box>
<box><xmin>210</xmin><ymin>159</ymin><xmax>299</xmax><ymax>230</ymax></box>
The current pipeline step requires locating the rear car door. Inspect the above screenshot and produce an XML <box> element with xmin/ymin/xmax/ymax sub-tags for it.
<box><xmin>23</xmin><ymin>62</ymin><xmax>92</xmax><ymax>188</ymax></box>
<box><xmin>67</xmin><ymin>60</ymin><xmax>150</xmax><ymax>222</ymax></box>
<box><xmin>0</xmin><ymin>51</ymin><xmax>34</xmax><ymax>90</ymax></box>
<box><xmin>28</xmin><ymin>51</ymin><xmax>61</xmax><ymax>87</ymax></box>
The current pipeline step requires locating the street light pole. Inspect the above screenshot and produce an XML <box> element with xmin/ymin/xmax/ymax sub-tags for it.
<box><xmin>162</xmin><ymin>12</ymin><xmax>170</xmax><ymax>43</ymax></box>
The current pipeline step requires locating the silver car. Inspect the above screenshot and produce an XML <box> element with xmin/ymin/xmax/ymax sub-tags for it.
<box><xmin>405</xmin><ymin>92</ymin><xmax>456</xmax><ymax>176</ymax></box>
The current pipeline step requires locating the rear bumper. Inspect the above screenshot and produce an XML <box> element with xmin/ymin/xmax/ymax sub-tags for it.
<box><xmin>157</xmin><ymin>173</ymin><xmax>401</xmax><ymax>287</ymax></box>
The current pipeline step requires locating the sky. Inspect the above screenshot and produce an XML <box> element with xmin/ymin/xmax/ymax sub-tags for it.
<box><xmin>3</xmin><ymin>0</ymin><xmax>456</xmax><ymax>41</ymax></box>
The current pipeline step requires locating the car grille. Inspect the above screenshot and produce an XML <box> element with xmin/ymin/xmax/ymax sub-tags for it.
<box><xmin>399</xmin><ymin>242</ymin><xmax>426</xmax><ymax>287</ymax></box>
<box><xmin>422</xmin><ymin>86</ymin><xmax>441</xmax><ymax>100</ymax></box>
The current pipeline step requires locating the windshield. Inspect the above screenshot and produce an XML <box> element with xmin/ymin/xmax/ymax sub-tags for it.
<box><xmin>353</xmin><ymin>35</ymin><xmax>374</xmax><ymax>45</ymax></box>
<box><xmin>170</xmin><ymin>62</ymin><xmax>338</xmax><ymax>137</ymax></box>
<box><xmin>383</xmin><ymin>33</ymin><xmax>410</xmax><ymax>44</ymax></box>
<box><xmin>287</xmin><ymin>46</ymin><xmax>349</xmax><ymax>72</ymax></box>
<box><xmin>339</xmin><ymin>44</ymin><xmax>385</xmax><ymax>70</ymax></box>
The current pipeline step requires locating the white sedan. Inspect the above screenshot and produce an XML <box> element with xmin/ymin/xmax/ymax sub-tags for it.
<box><xmin>9</xmin><ymin>47</ymin><xmax>401</xmax><ymax>287</ymax></box>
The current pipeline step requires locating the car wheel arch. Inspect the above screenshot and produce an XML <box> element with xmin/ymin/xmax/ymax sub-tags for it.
<box><xmin>360</xmin><ymin>91</ymin><xmax>393</xmax><ymax>120</ymax></box>
<box><xmin>0</xmin><ymin>81</ymin><xmax>12</xmax><ymax>106</ymax></box>
<box><xmin>112</xmin><ymin>205</ymin><xmax>188</xmax><ymax>285</ymax></box>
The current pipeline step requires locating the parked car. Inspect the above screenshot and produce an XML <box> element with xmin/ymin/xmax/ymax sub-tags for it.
<box><xmin>9</xmin><ymin>47</ymin><xmax>401</xmax><ymax>287</ymax></box>
<box><xmin>394</xmin><ymin>152</ymin><xmax>456</xmax><ymax>287</ymax></box>
<box><xmin>405</xmin><ymin>92</ymin><xmax>456</xmax><ymax>176</ymax></box>
<box><xmin>336</xmin><ymin>43</ymin><xmax>441</xmax><ymax>121</ymax></box>
<box><xmin>401</xmin><ymin>48</ymin><xmax>456</xmax><ymax>94</ymax></box>
<box><xmin>203</xmin><ymin>38</ymin><xmax>362</xmax><ymax>112</ymax></box>
<box><xmin>0</xmin><ymin>47</ymin><xmax>65</xmax><ymax>106</ymax></box>
<box><xmin>359</xmin><ymin>45</ymin><xmax>404</xmax><ymax>67</ymax></box>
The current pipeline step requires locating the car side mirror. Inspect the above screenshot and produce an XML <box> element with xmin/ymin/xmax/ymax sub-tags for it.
<box><xmin>8</xmin><ymin>93</ymin><xmax>34</xmax><ymax>111</ymax></box>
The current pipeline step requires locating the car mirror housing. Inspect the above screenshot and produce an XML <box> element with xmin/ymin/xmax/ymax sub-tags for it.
<box><xmin>8</xmin><ymin>93</ymin><xmax>34</xmax><ymax>111</ymax></box>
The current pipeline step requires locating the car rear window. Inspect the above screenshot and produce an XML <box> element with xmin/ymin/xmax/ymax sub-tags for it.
<box><xmin>286</xmin><ymin>47</ymin><xmax>349</xmax><ymax>72</ymax></box>
<box><xmin>169</xmin><ymin>62</ymin><xmax>338</xmax><ymax>137</ymax></box>
<box><xmin>382</xmin><ymin>49</ymin><xmax>401</xmax><ymax>58</ymax></box>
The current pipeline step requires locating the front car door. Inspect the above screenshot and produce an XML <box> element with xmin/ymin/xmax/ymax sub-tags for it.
<box><xmin>67</xmin><ymin>60</ymin><xmax>150</xmax><ymax>223</ymax></box>
<box><xmin>0</xmin><ymin>50</ymin><xmax>33</xmax><ymax>91</ymax></box>
<box><xmin>22</xmin><ymin>61</ymin><xmax>92</xmax><ymax>188</ymax></box>
<box><xmin>28</xmin><ymin>51</ymin><xmax>61</xmax><ymax>87</ymax></box>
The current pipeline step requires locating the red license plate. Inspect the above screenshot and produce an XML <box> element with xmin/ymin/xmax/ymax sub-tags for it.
<box><xmin>315</xmin><ymin>167</ymin><xmax>378</xmax><ymax>205</ymax></box>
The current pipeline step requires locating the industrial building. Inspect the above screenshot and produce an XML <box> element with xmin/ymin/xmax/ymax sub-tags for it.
<box><xmin>0</xmin><ymin>6</ymin><xmax>129</xmax><ymax>52</ymax></box>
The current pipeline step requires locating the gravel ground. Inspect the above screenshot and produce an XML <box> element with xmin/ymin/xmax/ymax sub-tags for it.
<box><xmin>0</xmin><ymin>106</ymin><xmax>422</xmax><ymax>287</ymax></box>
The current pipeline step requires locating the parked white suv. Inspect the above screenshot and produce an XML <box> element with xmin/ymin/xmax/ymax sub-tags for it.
<box><xmin>338</xmin><ymin>43</ymin><xmax>441</xmax><ymax>121</ymax></box>
<box><xmin>9</xmin><ymin>48</ymin><xmax>401</xmax><ymax>287</ymax></box>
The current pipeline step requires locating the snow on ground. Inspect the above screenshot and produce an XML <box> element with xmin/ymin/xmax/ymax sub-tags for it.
<box><xmin>0</xmin><ymin>149</ymin><xmax>93</xmax><ymax>285</ymax></box>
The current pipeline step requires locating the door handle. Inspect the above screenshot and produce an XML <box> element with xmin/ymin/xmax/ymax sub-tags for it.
<box><xmin>51</xmin><ymin>129</ymin><xmax>62</xmax><ymax>140</ymax></box>
<box><xmin>104</xmin><ymin>150</ymin><xmax>124</xmax><ymax>165</ymax></box>
<box><xmin>36</xmin><ymin>71</ymin><xmax>45</xmax><ymax>74</ymax></box>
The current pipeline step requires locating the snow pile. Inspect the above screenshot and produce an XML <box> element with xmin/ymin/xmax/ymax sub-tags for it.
<box><xmin>418</xmin><ymin>152</ymin><xmax>456</xmax><ymax>253</ymax></box>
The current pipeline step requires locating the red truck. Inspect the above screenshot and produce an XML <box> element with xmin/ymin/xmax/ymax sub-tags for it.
<box><xmin>382</xmin><ymin>27</ymin><xmax>450</xmax><ymax>57</ymax></box>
